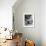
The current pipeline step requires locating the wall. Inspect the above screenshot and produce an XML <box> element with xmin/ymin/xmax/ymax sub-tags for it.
<box><xmin>40</xmin><ymin>0</ymin><xmax>46</xmax><ymax>46</ymax></box>
<box><xmin>0</xmin><ymin>0</ymin><xmax>17</xmax><ymax>38</ymax></box>
<box><xmin>13</xmin><ymin>0</ymin><xmax>41</xmax><ymax>46</ymax></box>
<box><xmin>0</xmin><ymin>0</ymin><xmax>16</xmax><ymax>30</ymax></box>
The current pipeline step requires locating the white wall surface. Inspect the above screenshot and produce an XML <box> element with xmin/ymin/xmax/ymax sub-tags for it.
<box><xmin>40</xmin><ymin>0</ymin><xmax>46</xmax><ymax>46</ymax></box>
<box><xmin>0</xmin><ymin>0</ymin><xmax>17</xmax><ymax>39</ymax></box>
<box><xmin>13</xmin><ymin>0</ymin><xmax>41</xmax><ymax>46</ymax></box>
<box><xmin>0</xmin><ymin>0</ymin><xmax>16</xmax><ymax>30</ymax></box>
<box><xmin>13</xmin><ymin>0</ymin><xmax>46</xmax><ymax>46</ymax></box>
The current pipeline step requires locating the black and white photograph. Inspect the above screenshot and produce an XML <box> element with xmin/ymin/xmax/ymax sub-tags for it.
<box><xmin>23</xmin><ymin>14</ymin><xmax>34</xmax><ymax>27</ymax></box>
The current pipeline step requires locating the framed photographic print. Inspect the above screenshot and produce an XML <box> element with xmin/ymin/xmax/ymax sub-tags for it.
<box><xmin>23</xmin><ymin>13</ymin><xmax>34</xmax><ymax>27</ymax></box>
